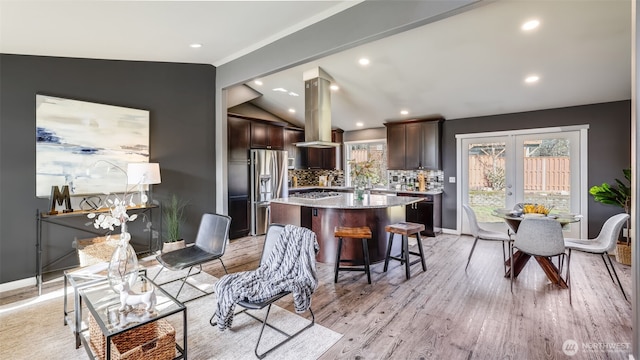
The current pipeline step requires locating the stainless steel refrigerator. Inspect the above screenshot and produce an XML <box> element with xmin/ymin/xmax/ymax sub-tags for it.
<box><xmin>249</xmin><ymin>149</ymin><xmax>288</xmax><ymax>236</ymax></box>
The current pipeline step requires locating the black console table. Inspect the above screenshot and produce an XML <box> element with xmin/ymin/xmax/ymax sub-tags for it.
<box><xmin>36</xmin><ymin>204</ymin><xmax>159</xmax><ymax>295</ymax></box>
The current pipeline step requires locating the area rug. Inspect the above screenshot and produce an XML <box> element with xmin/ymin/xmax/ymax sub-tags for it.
<box><xmin>0</xmin><ymin>266</ymin><xmax>342</xmax><ymax>360</ymax></box>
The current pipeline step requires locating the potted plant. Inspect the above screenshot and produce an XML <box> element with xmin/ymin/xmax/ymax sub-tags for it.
<box><xmin>589</xmin><ymin>168</ymin><xmax>631</xmax><ymax>264</ymax></box>
<box><xmin>349</xmin><ymin>157</ymin><xmax>377</xmax><ymax>200</ymax></box>
<box><xmin>162</xmin><ymin>194</ymin><xmax>188</xmax><ymax>253</ymax></box>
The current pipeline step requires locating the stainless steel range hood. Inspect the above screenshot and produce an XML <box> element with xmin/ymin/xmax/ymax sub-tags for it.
<box><xmin>295</xmin><ymin>67</ymin><xmax>340</xmax><ymax>148</ymax></box>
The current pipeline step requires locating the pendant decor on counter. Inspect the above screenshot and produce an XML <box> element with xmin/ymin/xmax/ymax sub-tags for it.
<box><xmin>108</xmin><ymin>223</ymin><xmax>139</xmax><ymax>293</ymax></box>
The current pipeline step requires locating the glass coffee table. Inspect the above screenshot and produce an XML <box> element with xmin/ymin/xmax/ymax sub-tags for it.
<box><xmin>75</xmin><ymin>273</ymin><xmax>187</xmax><ymax>359</ymax></box>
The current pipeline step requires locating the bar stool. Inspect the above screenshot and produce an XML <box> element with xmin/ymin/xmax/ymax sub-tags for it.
<box><xmin>384</xmin><ymin>222</ymin><xmax>427</xmax><ymax>280</ymax></box>
<box><xmin>334</xmin><ymin>226</ymin><xmax>373</xmax><ymax>284</ymax></box>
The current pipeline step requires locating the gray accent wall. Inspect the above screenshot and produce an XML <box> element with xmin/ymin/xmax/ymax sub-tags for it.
<box><xmin>442</xmin><ymin>100</ymin><xmax>631</xmax><ymax>237</ymax></box>
<box><xmin>0</xmin><ymin>54</ymin><xmax>217</xmax><ymax>284</ymax></box>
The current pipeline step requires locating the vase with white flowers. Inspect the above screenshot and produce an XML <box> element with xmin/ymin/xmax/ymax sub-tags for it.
<box><xmin>87</xmin><ymin>164</ymin><xmax>141</xmax><ymax>293</ymax></box>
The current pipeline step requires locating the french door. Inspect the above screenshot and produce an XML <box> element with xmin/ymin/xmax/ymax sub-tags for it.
<box><xmin>457</xmin><ymin>126</ymin><xmax>588</xmax><ymax>238</ymax></box>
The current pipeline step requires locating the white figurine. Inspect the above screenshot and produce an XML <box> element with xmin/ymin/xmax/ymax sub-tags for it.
<box><xmin>116</xmin><ymin>282</ymin><xmax>157</xmax><ymax>313</ymax></box>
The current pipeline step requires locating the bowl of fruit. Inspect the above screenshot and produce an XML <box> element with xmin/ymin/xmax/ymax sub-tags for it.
<box><xmin>522</xmin><ymin>203</ymin><xmax>552</xmax><ymax>217</ymax></box>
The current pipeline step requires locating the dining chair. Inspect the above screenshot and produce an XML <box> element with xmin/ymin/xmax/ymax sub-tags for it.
<box><xmin>564</xmin><ymin>213</ymin><xmax>629</xmax><ymax>301</ymax></box>
<box><xmin>511</xmin><ymin>217</ymin><xmax>570</xmax><ymax>304</ymax></box>
<box><xmin>462</xmin><ymin>204</ymin><xmax>512</xmax><ymax>274</ymax></box>
<box><xmin>153</xmin><ymin>213</ymin><xmax>231</xmax><ymax>302</ymax></box>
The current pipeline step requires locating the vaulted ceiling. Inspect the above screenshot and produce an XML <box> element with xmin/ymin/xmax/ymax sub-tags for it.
<box><xmin>1</xmin><ymin>1</ymin><xmax>631</xmax><ymax>132</ymax></box>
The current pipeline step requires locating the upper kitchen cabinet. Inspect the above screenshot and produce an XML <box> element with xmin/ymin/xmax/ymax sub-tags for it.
<box><xmin>385</xmin><ymin>118</ymin><xmax>443</xmax><ymax>170</ymax></box>
<box><xmin>250</xmin><ymin>120</ymin><xmax>284</xmax><ymax>150</ymax></box>
<box><xmin>284</xmin><ymin>127</ymin><xmax>306</xmax><ymax>169</ymax></box>
<box><xmin>228</xmin><ymin>116</ymin><xmax>251</xmax><ymax>161</ymax></box>
<box><xmin>306</xmin><ymin>129</ymin><xmax>344</xmax><ymax>169</ymax></box>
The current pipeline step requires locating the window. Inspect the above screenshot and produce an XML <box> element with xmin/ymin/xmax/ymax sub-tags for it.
<box><xmin>345</xmin><ymin>141</ymin><xmax>388</xmax><ymax>187</ymax></box>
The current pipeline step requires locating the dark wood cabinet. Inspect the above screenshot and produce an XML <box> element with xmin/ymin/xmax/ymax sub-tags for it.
<box><xmin>387</xmin><ymin>125</ymin><xmax>406</xmax><ymax>170</ymax></box>
<box><xmin>306</xmin><ymin>147</ymin><xmax>323</xmax><ymax>169</ymax></box>
<box><xmin>401</xmin><ymin>193</ymin><xmax>442</xmax><ymax>237</ymax></box>
<box><xmin>228</xmin><ymin>196</ymin><xmax>249</xmax><ymax>239</ymax></box>
<box><xmin>306</xmin><ymin>129</ymin><xmax>343</xmax><ymax>169</ymax></box>
<box><xmin>386</xmin><ymin>118</ymin><xmax>443</xmax><ymax>170</ymax></box>
<box><xmin>250</xmin><ymin>121</ymin><xmax>284</xmax><ymax>150</ymax></box>
<box><xmin>420</xmin><ymin>120</ymin><xmax>441</xmax><ymax>170</ymax></box>
<box><xmin>227</xmin><ymin>114</ymin><xmax>287</xmax><ymax>239</ymax></box>
<box><xmin>284</xmin><ymin>128</ymin><xmax>306</xmax><ymax>169</ymax></box>
<box><xmin>227</xmin><ymin>116</ymin><xmax>251</xmax><ymax>162</ymax></box>
<box><xmin>227</xmin><ymin>116</ymin><xmax>251</xmax><ymax>239</ymax></box>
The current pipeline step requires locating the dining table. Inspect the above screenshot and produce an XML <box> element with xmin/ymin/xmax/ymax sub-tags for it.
<box><xmin>492</xmin><ymin>210</ymin><xmax>581</xmax><ymax>289</ymax></box>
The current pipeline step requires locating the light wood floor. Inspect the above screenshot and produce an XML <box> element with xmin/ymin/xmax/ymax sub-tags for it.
<box><xmin>2</xmin><ymin>233</ymin><xmax>633</xmax><ymax>359</ymax></box>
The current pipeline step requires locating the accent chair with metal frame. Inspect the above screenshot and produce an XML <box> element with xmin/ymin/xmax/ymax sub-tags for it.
<box><xmin>564</xmin><ymin>213</ymin><xmax>630</xmax><ymax>301</ymax></box>
<box><xmin>511</xmin><ymin>217</ymin><xmax>571</xmax><ymax>304</ymax></box>
<box><xmin>153</xmin><ymin>212</ymin><xmax>231</xmax><ymax>301</ymax></box>
<box><xmin>210</xmin><ymin>223</ymin><xmax>317</xmax><ymax>359</ymax></box>
<box><xmin>462</xmin><ymin>204</ymin><xmax>512</xmax><ymax>274</ymax></box>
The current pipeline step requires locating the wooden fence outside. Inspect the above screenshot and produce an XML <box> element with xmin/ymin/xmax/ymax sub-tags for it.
<box><xmin>469</xmin><ymin>155</ymin><xmax>570</xmax><ymax>192</ymax></box>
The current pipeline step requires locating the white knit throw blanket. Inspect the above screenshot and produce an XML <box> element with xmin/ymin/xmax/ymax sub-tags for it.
<box><xmin>214</xmin><ymin>224</ymin><xmax>319</xmax><ymax>331</ymax></box>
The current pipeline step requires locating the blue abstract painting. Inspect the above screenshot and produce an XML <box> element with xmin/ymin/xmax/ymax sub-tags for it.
<box><xmin>36</xmin><ymin>95</ymin><xmax>150</xmax><ymax>197</ymax></box>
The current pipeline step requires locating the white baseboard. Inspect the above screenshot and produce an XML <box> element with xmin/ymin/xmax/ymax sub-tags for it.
<box><xmin>0</xmin><ymin>277</ymin><xmax>36</xmax><ymax>293</ymax></box>
<box><xmin>441</xmin><ymin>228</ymin><xmax>460</xmax><ymax>235</ymax></box>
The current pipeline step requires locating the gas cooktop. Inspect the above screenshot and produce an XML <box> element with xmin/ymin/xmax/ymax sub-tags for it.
<box><xmin>289</xmin><ymin>191</ymin><xmax>342</xmax><ymax>200</ymax></box>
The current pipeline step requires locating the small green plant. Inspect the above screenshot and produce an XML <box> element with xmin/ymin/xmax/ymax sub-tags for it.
<box><xmin>589</xmin><ymin>168</ymin><xmax>631</xmax><ymax>244</ymax></box>
<box><xmin>589</xmin><ymin>169</ymin><xmax>631</xmax><ymax>213</ymax></box>
<box><xmin>163</xmin><ymin>194</ymin><xmax>188</xmax><ymax>243</ymax></box>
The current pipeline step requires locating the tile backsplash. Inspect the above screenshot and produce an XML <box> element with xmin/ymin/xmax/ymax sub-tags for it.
<box><xmin>289</xmin><ymin>168</ymin><xmax>443</xmax><ymax>191</ymax></box>
<box><xmin>289</xmin><ymin>169</ymin><xmax>344</xmax><ymax>187</ymax></box>
<box><xmin>387</xmin><ymin>169</ymin><xmax>444</xmax><ymax>191</ymax></box>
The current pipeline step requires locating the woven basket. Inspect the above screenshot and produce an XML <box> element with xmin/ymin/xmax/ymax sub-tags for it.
<box><xmin>89</xmin><ymin>315</ymin><xmax>175</xmax><ymax>360</ymax></box>
<box><xmin>615</xmin><ymin>242</ymin><xmax>631</xmax><ymax>266</ymax></box>
<box><xmin>76</xmin><ymin>236</ymin><xmax>119</xmax><ymax>267</ymax></box>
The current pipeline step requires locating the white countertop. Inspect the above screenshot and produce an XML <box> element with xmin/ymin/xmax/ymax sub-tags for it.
<box><xmin>271</xmin><ymin>193</ymin><xmax>423</xmax><ymax>209</ymax></box>
<box><xmin>288</xmin><ymin>186</ymin><xmax>442</xmax><ymax>196</ymax></box>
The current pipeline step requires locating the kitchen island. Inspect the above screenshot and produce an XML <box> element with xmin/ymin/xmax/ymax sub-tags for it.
<box><xmin>270</xmin><ymin>193</ymin><xmax>423</xmax><ymax>264</ymax></box>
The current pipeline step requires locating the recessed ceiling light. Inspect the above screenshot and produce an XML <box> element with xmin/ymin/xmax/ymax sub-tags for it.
<box><xmin>330</xmin><ymin>84</ymin><xmax>340</xmax><ymax>91</ymax></box>
<box><xmin>400</xmin><ymin>110</ymin><xmax>409</xmax><ymax>115</ymax></box>
<box><xmin>359</xmin><ymin>58</ymin><xmax>370</xmax><ymax>66</ymax></box>
<box><xmin>288</xmin><ymin>108</ymin><xmax>296</xmax><ymax>113</ymax></box>
<box><xmin>272</xmin><ymin>88</ymin><xmax>287</xmax><ymax>92</ymax></box>
<box><xmin>521</xmin><ymin>19</ymin><xmax>540</xmax><ymax>31</ymax></box>
<box><xmin>288</xmin><ymin>91</ymin><xmax>299</xmax><ymax>97</ymax></box>
<box><xmin>190</xmin><ymin>43</ymin><xmax>202</xmax><ymax>48</ymax></box>
<box><xmin>254</xmin><ymin>80</ymin><xmax>263</xmax><ymax>86</ymax></box>
<box><xmin>356</xmin><ymin>122</ymin><xmax>364</xmax><ymax>127</ymax></box>
<box><xmin>525</xmin><ymin>75</ymin><xmax>540</xmax><ymax>83</ymax></box>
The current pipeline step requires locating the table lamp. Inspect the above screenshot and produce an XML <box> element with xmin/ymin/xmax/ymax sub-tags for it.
<box><xmin>127</xmin><ymin>163</ymin><xmax>161</xmax><ymax>206</ymax></box>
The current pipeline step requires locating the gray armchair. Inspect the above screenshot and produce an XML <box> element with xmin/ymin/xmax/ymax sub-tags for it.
<box><xmin>210</xmin><ymin>223</ymin><xmax>318</xmax><ymax>359</ymax></box>
<box><xmin>153</xmin><ymin>213</ymin><xmax>231</xmax><ymax>302</ymax></box>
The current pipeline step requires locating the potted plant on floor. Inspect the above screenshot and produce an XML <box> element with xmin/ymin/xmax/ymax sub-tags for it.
<box><xmin>162</xmin><ymin>194</ymin><xmax>188</xmax><ymax>253</ymax></box>
<box><xmin>589</xmin><ymin>168</ymin><xmax>631</xmax><ymax>265</ymax></box>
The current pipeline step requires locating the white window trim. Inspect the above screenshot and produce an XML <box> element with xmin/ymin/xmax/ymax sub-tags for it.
<box><xmin>344</xmin><ymin>138</ymin><xmax>387</xmax><ymax>186</ymax></box>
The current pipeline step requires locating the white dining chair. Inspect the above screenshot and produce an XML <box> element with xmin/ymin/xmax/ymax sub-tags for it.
<box><xmin>564</xmin><ymin>213</ymin><xmax>629</xmax><ymax>301</ymax></box>
<box><xmin>511</xmin><ymin>217</ymin><xmax>570</xmax><ymax>304</ymax></box>
<box><xmin>462</xmin><ymin>204</ymin><xmax>512</xmax><ymax>274</ymax></box>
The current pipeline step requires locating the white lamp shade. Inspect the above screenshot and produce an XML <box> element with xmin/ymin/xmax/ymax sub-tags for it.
<box><xmin>127</xmin><ymin>163</ymin><xmax>161</xmax><ymax>185</ymax></box>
